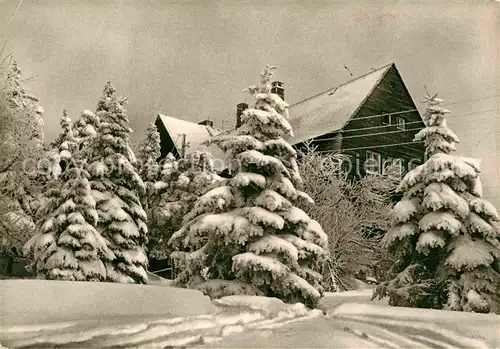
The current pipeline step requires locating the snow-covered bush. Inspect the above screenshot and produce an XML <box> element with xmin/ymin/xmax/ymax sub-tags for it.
<box><xmin>168</xmin><ymin>65</ymin><xmax>328</xmax><ymax>307</ymax></box>
<box><xmin>147</xmin><ymin>151</ymin><xmax>222</xmax><ymax>260</ymax></box>
<box><xmin>297</xmin><ymin>144</ymin><xmax>398</xmax><ymax>291</ymax></box>
<box><xmin>86</xmin><ymin>82</ymin><xmax>149</xmax><ymax>284</ymax></box>
<box><xmin>373</xmin><ymin>92</ymin><xmax>500</xmax><ymax>313</ymax></box>
<box><xmin>24</xmin><ymin>165</ymin><xmax>115</xmax><ymax>281</ymax></box>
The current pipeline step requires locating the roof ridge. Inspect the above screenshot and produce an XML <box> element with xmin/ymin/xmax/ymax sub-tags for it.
<box><xmin>290</xmin><ymin>62</ymin><xmax>394</xmax><ymax>107</ymax></box>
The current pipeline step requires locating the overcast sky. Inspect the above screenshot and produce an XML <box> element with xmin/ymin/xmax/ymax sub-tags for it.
<box><xmin>1</xmin><ymin>0</ymin><xmax>499</xmax><ymax>203</ymax></box>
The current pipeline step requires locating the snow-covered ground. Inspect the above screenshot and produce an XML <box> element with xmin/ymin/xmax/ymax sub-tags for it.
<box><xmin>0</xmin><ymin>294</ymin><xmax>323</xmax><ymax>348</ymax></box>
<box><xmin>200</xmin><ymin>293</ymin><xmax>499</xmax><ymax>349</ymax></box>
<box><xmin>1</xmin><ymin>281</ymin><xmax>499</xmax><ymax>348</ymax></box>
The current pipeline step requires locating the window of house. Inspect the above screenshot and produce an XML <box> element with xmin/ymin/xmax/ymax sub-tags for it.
<box><xmin>396</xmin><ymin>117</ymin><xmax>406</xmax><ymax>130</ymax></box>
<box><xmin>381</xmin><ymin>113</ymin><xmax>391</xmax><ymax>125</ymax></box>
<box><xmin>366</xmin><ymin>150</ymin><xmax>381</xmax><ymax>174</ymax></box>
<box><xmin>383</xmin><ymin>158</ymin><xmax>404</xmax><ymax>178</ymax></box>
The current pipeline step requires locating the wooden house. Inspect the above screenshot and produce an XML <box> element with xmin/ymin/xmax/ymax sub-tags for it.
<box><xmin>287</xmin><ymin>62</ymin><xmax>426</xmax><ymax>178</ymax></box>
<box><xmin>156</xmin><ymin>63</ymin><xmax>426</xmax><ymax>178</ymax></box>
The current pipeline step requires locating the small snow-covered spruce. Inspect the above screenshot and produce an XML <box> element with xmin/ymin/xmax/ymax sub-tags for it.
<box><xmin>24</xmin><ymin>165</ymin><xmax>115</xmax><ymax>281</ymax></box>
<box><xmin>147</xmin><ymin>151</ymin><xmax>223</xmax><ymax>260</ymax></box>
<box><xmin>373</xmin><ymin>92</ymin><xmax>500</xmax><ymax>313</ymax></box>
<box><xmin>136</xmin><ymin>122</ymin><xmax>161</xmax><ymax>208</ymax></box>
<box><xmin>86</xmin><ymin>82</ymin><xmax>148</xmax><ymax>284</ymax></box>
<box><xmin>169</xmin><ymin>65</ymin><xmax>328</xmax><ymax>307</ymax></box>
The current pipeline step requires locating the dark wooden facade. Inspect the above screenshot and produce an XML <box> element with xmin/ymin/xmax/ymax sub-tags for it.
<box><xmin>294</xmin><ymin>64</ymin><xmax>426</xmax><ymax>179</ymax></box>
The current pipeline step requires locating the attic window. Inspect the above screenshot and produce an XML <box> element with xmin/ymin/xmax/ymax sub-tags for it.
<box><xmin>381</xmin><ymin>113</ymin><xmax>391</xmax><ymax>125</ymax></box>
<box><xmin>396</xmin><ymin>117</ymin><xmax>406</xmax><ymax>130</ymax></box>
<box><xmin>390</xmin><ymin>81</ymin><xmax>396</xmax><ymax>88</ymax></box>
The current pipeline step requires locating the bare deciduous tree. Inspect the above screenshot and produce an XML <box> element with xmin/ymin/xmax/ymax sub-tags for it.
<box><xmin>297</xmin><ymin>143</ymin><xmax>398</xmax><ymax>291</ymax></box>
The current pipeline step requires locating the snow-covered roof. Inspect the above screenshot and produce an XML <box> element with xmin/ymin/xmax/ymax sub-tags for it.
<box><xmin>157</xmin><ymin>114</ymin><xmax>228</xmax><ymax>170</ymax></box>
<box><xmin>288</xmin><ymin>63</ymin><xmax>393</xmax><ymax>144</ymax></box>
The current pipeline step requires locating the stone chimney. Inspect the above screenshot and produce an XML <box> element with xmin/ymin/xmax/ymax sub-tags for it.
<box><xmin>198</xmin><ymin>119</ymin><xmax>213</xmax><ymax>128</ymax></box>
<box><xmin>236</xmin><ymin>102</ymin><xmax>248</xmax><ymax>129</ymax></box>
<box><xmin>271</xmin><ymin>81</ymin><xmax>284</xmax><ymax>101</ymax></box>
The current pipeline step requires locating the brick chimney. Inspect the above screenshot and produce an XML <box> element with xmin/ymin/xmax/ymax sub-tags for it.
<box><xmin>236</xmin><ymin>102</ymin><xmax>248</xmax><ymax>129</ymax></box>
<box><xmin>271</xmin><ymin>81</ymin><xmax>285</xmax><ymax>101</ymax></box>
<box><xmin>198</xmin><ymin>119</ymin><xmax>213</xmax><ymax>128</ymax></box>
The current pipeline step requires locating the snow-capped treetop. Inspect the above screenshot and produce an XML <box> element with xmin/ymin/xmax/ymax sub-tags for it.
<box><xmin>73</xmin><ymin>109</ymin><xmax>100</xmax><ymax>140</ymax></box>
<box><xmin>414</xmin><ymin>93</ymin><xmax>458</xmax><ymax>156</ymax></box>
<box><xmin>89</xmin><ymin>82</ymin><xmax>139</xmax><ymax>174</ymax></box>
<box><xmin>50</xmin><ymin>110</ymin><xmax>77</xmax><ymax>154</ymax></box>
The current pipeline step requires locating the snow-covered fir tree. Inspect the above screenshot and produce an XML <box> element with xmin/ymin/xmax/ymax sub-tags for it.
<box><xmin>168</xmin><ymin>65</ymin><xmax>328</xmax><ymax>307</ymax></box>
<box><xmin>136</xmin><ymin>122</ymin><xmax>161</xmax><ymax>207</ymax></box>
<box><xmin>86</xmin><ymin>82</ymin><xmax>148</xmax><ymax>284</ymax></box>
<box><xmin>148</xmin><ymin>151</ymin><xmax>222</xmax><ymax>260</ymax></box>
<box><xmin>373</xmin><ymin>92</ymin><xmax>500</xmax><ymax>313</ymax></box>
<box><xmin>24</xmin><ymin>164</ymin><xmax>115</xmax><ymax>281</ymax></box>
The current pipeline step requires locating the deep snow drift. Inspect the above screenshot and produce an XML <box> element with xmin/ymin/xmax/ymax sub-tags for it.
<box><xmin>1</xmin><ymin>280</ymin><xmax>498</xmax><ymax>349</ymax></box>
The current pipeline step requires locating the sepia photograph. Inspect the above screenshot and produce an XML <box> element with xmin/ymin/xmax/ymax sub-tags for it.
<box><xmin>1</xmin><ymin>0</ymin><xmax>499</xmax><ymax>348</ymax></box>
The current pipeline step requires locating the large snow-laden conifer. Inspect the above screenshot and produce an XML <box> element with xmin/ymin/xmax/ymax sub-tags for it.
<box><xmin>373</xmin><ymin>92</ymin><xmax>500</xmax><ymax>313</ymax></box>
<box><xmin>86</xmin><ymin>82</ymin><xmax>148</xmax><ymax>284</ymax></box>
<box><xmin>169</xmin><ymin>66</ymin><xmax>328</xmax><ymax>307</ymax></box>
<box><xmin>24</xmin><ymin>165</ymin><xmax>115</xmax><ymax>281</ymax></box>
<box><xmin>148</xmin><ymin>151</ymin><xmax>222</xmax><ymax>260</ymax></box>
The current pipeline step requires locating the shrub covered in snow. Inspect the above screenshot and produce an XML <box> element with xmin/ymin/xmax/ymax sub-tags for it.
<box><xmin>86</xmin><ymin>82</ymin><xmax>149</xmax><ymax>284</ymax></box>
<box><xmin>24</xmin><ymin>166</ymin><xmax>115</xmax><ymax>280</ymax></box>
<box><xmin>297</xmin><ymin>144</ymin><xmax>398</xmax><ymax>291</ymax></box>
<box><xmin>147</xmin><ymin>151</ymin><xmax>222</xmax><ymax>260</ymax></box>
<box><xmin>373</xmin><ymin>92</ymin><xmax>500</xmax><ymax>313</ymax></box>
<box><xmin>168</xmin><ymin>65</ymin><xmax>328</xmax><ymax>307</ymax></box>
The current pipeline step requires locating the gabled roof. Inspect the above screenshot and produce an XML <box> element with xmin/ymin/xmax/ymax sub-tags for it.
<box><xmin>289</xmin><ymin>63</ymin><xmax>393</xmax><ymax>144</ymax></box>
<box><xmin>156</xmin><ymin>114</ymin><xmax>227</xmax><ymax>170</ymax></box>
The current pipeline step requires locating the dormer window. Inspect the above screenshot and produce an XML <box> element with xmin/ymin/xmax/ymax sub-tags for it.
<box><xmin>396</xmin><ymin>117</ymin><xmax>406</xmax><ymax>130</ymax></box>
